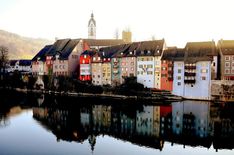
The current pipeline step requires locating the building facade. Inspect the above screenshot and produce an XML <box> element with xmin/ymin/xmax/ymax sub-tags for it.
<box><xmin>137</xmin><ymin>40</ymin><xmax>165</xmax><ymax>88</ymax></box>
<box><xmin>217</xmin><ymin>40</ymin><xmax>234</xmax><ymax>80</ymax></box>
<box><xmin>172</xmin><ymin>41</ymin><xmax>216</xmax><ymax>100</ymax></box>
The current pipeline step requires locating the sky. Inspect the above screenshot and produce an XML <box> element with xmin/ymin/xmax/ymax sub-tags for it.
<box><xmin>0</xmin><ymin>0</ymin><xmax>234</xmax><ymax>47</ymax></box>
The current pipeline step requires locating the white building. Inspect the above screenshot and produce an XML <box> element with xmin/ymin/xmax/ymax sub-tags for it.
<box><xmin>172</xmin><ymin>41</ymin><xmax>217</xmax><ymax>100</ymax></box>
<box><xmin>136</xmin><ymin>40</ymin><xmax>165</xmax><ymax>88</ymax></box>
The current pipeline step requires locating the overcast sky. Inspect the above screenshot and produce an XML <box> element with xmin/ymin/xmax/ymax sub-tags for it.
<box><xmin>0</xmin><ymin>0</ymin><xmax>234</xmax><ymax>47</ymax></box>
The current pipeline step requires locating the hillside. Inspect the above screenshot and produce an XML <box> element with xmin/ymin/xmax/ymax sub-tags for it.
<box><xmin>0</xmin><ymin>30</ymin><xmax>53</xmax><ymax>59</ymax></box>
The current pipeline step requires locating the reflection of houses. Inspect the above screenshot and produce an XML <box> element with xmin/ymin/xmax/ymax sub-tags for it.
<box><xmin>92</xmin><ymin>105</ymin><xmax>111</xmax><ymax>132</ymax></box>
<box><xmin>31</xmin><ymin>101</ymin><xmax>234</xmax><ymax>152</ymax></box>
<box><xmin>136</xmin><ymin>105</ymin><xmax>160</xmax><ymax>136</ymax></box>
<box><xmin>172</xmin><ymin>101</ymin><xmax>211</xmax><ymax>138</ymax></box>
<box><xmin>160</xmin><ymin>105</ymin><xmax>172</xmax><ymax>137</ymax></box>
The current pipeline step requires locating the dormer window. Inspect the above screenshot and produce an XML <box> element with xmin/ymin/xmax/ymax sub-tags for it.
<box><xmin>84</xmin><ymin>55</ymin><xmax>87</xmax><ymax>59</ymax></box>
<box><xmin>108</xmin><ymin>58</ymin><xmax>110</xmax><ymax>61</ymax></box>
<box><xmin>104</xmin><ymin>58</ymin><xmax>106</xmax><ymax>61</ymax></box>
<box><xmin>121</xmin><ymin>52</ymin><xmax>123</xmax><ymax>55</ymax></box>
<box><xmin>157</xmin><ymin>50</ymin><xmax>160</xmax><ymax>53</ymax></box>
<box><xmin>98</xmin><ymin>57</ymin><xmax>100</xmax><ymax>60</ymax></box>
<box><xmin>130</xmin><ymin>51</ymin><xmax>132</xmax><ymax>55</ymax></box>
<box><xmin>93</xmin><ymin>57</ymin><xmax>96</xmax><ymax>61</ymax></box>
<box><xmin>147</xmin><ymin>50</ymin><xmax>151</xmax><ymax>54</ymax></box>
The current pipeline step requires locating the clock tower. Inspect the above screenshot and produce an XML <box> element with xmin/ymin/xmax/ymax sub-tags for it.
<box><xmin>88</xmin><ymin>12</ymin><xmax>96</xmax><ymax>39</ymax></box>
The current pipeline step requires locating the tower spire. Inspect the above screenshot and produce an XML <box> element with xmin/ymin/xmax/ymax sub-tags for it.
<box><xmin>88</xmin><ymin>12</ymin><xmax>96</xmax><ymax>39</ymax></box>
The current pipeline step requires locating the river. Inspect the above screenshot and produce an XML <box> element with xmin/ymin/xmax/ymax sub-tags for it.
<box><xmin>0</xmin><ymin>90</ymin><xmax>233</xmax><ymax>155</ymax></box>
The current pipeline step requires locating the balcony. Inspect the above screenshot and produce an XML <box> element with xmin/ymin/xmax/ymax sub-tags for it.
<box><xmin>185</xmin><ymin>66</ymin><xmax>196</xmax><ymax>69</ymax></box>
<box><xmin>184</xmin><ymin>72</ymin><xmax>196</xmax><ymax>76</ymax></box>
<box><xmin>184</xmin><ymin>79</ymin><xmax>196</xmax><ymax>84</ymax></box>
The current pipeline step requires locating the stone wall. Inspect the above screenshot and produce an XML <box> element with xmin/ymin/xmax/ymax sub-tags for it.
<box><xmin>211</xmin><ymin>80</ymin><xmax>234</xmax><ymax>101</ymax></box>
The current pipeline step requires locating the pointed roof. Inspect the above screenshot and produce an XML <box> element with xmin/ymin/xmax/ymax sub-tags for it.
<box><xmin>88</xmin><ymin>13</ymin><xmax>96</xmax><ymax>26</ymax></box>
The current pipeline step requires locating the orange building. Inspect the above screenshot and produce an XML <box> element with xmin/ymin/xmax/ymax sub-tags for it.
<box><xmin>160</xmin><ymin>47</ymin><xmax>178</xmax><ymax>91</ymax></box>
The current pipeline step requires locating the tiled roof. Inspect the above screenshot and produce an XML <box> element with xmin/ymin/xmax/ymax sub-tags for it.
<box><xmin>46</xmin><ymin>39</ymin><xmax>70</xmax><ymax>56</ymax></box>
<box><xmin>83</xmin><ymin>39</ymin><xmax>125</xmax><ymax>47</ymax></box>
<box><xmin>162</xmin><ymin>47</ymin><xmax>185</xmax><ymax>61</ymax></box>
<box><xmin>32</xmin><ymin>45</ymin><xmax>53</xmax><ymax>61</ymax></box>
<box><xmin>99</xmin><ymin>44</ymin><xmax>128</xmax><ymax>58</ymax></box>
<box><xmin>81</xmin><ymin>50</ymin><xmax>97</xmax><ymax>57</ymax></box>
<box><xmin>217</xmin><ymin>40</ymin><xmax>234</xmax><ymax>55</ymax></box>
<box><xmin>135</xmin><ymin>39</ymin><xmax>165</xmax><ymax>56</ymax></box>
<box><xmin>59</xmin><ymin>39</ymin><xmax>80</xmax><ymax>60</ymax></box>
<box><xmin>98</xmin><ymin>39</ymin><xmax>165</xmax><ymax>58</ymax></box>
<box><xmin>9</xmin><ymin>60</ymin><xmax>17</xmax><ymax>66</ymax></box>
<box><xmin>19</xmin><ymin>60</ymin><xmax>31</xmax><ymax>66</ymax></box>
<box><xmin>184</xmin><ymin>41</ymin><xmax>216</xmax><ymax>63</ymax></box>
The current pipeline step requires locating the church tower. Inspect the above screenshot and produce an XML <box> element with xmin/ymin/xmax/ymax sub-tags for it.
<box><xmin>88</xmin><ymin>12</ymin><xmax>96</xmax><ymax>39</ymax></box>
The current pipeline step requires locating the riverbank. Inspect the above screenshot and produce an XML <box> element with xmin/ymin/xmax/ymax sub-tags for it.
<box><xmin>0</xmin><ymin>87</ymin><xmax>183</xmax><ymax>102</ymax></box>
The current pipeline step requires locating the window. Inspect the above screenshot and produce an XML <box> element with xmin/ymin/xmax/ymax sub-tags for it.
<box><xmin>177</xmin><ymin>76</ymin><xmax>181</xmax><ymax>80</ymax></box>
<box><xmin>84</xmin><ymin>55</ymin><xmax>87</xmax><ymax>58</ymax></box>
<box><xmin>93</xmin><ymin>57</ymin><xmax>96</xmax><ymax>61</ymax></box>
<box><xmin>139</xmin><ymin>65</ymin><xmax>143</xmax><ymax>68</ymax></box>
<box><xmin>232</xmin><ymin>56</ymin><xmax>234</xmax><ymax>61</ymax></box>
<box><xmin>232</xmin><ymin>62</ymin><xmax>234</xmax><ymax>67</ymax></box>
<box><xmin>137</xmin><ymin>71</ymin><xmax>140</xmax><ymax>75</ymax></box>
<box><xmin>178</xmin><ymin>63</ymin><xmax>182</xmax><ymax>67</ymax></box>
<box><xmin>225</xmin><ymin>56</ymin><xmax>230</xmax><ymax>61</ymax></box>
<box><xmin>213</xmin><ymin>62</ymin><xmax>215</xmax><ymax>67</ymax></box>
<box><xmin>225</xmin><ymin>69</ymin><xmax>230</xmax><ymax>74</ymax></box>
<box><xmin>147</xmin><ymin>71</ymin><xmax>153</xmax><ymax>75</ymax></box>
<box><xmin>232</xmin><ymin>69</ymin><xmax>234</xmax><ymax>74</ymax></box>
<box><xmin>201</xmin><ymin>62</ymin><xmax>207</xmax><ymax>67</ymax></box>
<box><xmin>201</xmin><ymin>76</ymin><xmax>206</xmax><ymax>80</ymax></box>
<box><xmin>162</xmin><ymin>67</ymin><xmax>167</xmax><ymax>70</ymax></box>
<box><xmin>178</xmin><ymin>69</ymin><xmax>182</xmax><ymax>73</ymax></box>
<box><xmin>225</xmin><ymin>62</ymin><xmax>230</xmax><ymax>67</ymax></box>
<box><xmin>201</xmin><ymin>69</ymin><xmax>208</xmax><ymax>73</ymax></box>
<box><xmin>93</xmin><ymin>75</ymin><xmax>95</xmax><ymax>78</ymax></box>
<box><xmin>131</xmin><ymin>67</ymin><xmax>134</xmax><ymax>71</ymax></box>
<box><xmin>148</xmin><ymin>64</ymin><xmax>153</xmax><ymax>68</ymax></box>
<box><xmin>177</xmin><ymin>82</ymin><xmax>181</xmax><ymax>86</ymax></box>
<box><xmin>82</xmin><ymin>60</ymin><xmax>85</xmax><ymax>64</ymax></box>
<box><xmin>163</xmin><ymin>60</ymin><xmax>166</xmax><ymax>64</ymax></box>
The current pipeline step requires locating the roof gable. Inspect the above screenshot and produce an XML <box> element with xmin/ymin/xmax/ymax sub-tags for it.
<box><xmin>32</xmin><ymin>45</ymin><xmax>53</xmax><ymax>61</ymax></box>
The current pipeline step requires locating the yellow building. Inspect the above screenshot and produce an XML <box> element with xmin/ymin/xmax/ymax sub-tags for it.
<box><xmin>102</xmin><ymin>60</ymin><xmax>112</xmax><ymax>85</ymax></box>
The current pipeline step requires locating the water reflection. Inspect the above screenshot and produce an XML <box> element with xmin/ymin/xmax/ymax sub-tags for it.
<box><xmin>30</xmin><ymin>98</ymin><xmax>234</xmax><ymax>152</ymax></box>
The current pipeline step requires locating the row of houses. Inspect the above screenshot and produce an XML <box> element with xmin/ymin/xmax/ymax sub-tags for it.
<box><xmin>28</xmin><ymin>39</ymin><xmax>234</xmax><ymax>100</ymax></box>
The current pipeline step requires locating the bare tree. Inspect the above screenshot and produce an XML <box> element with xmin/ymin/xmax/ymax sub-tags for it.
<box><xmin>0</xmin><ymin>46</ymin><xmax>9</xmax><ymax>76</ymax></box>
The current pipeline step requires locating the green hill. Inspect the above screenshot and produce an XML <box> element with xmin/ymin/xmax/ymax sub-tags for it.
<box><xmin>0</xmin><ymin>30</ymin><xmax>52</xmax><ymax>59</ymax></box>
